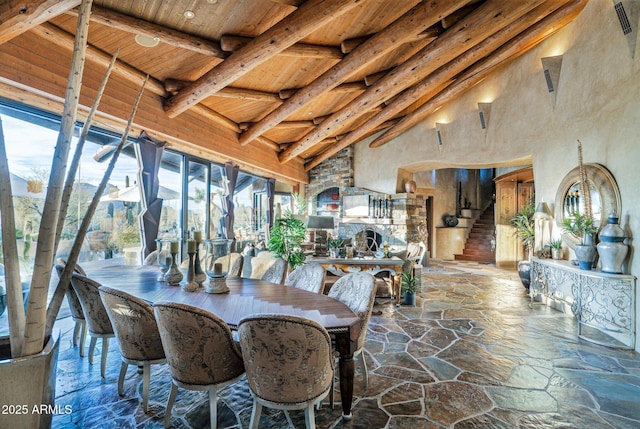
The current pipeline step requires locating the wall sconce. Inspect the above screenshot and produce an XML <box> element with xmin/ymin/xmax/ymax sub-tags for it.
<box><xmin>477</xmin><ymin>103</ymin><xmax>492</xmax><ymax>130</ymax></box>
<box><xmin>613</xmin><ymin>0</ymin><xmax>637</xmax><ymax>57</ymax></box>
<box><xmin>541</xmin><ymin>55</ymin><xmax>563</xmax><ymax>107</ymax></box>
<box><xmin>435</xmin><ymin>122</ymin><xmax>445</xmax><ymax>150</ymax></box>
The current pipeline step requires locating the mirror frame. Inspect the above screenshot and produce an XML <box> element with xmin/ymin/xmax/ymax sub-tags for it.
<box><xmin>555</xmin><ymin>163</ymin><xmax>621</xmax><ymax>249</ymax></box>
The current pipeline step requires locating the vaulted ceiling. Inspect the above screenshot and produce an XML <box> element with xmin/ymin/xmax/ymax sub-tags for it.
<box><xmin>0</xmin><ymin>0</ymin><xmax>587</xmax><ymax>183</ymax></box>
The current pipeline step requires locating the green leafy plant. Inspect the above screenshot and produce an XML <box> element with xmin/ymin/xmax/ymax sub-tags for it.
<box><xmin>401</xmin><ymin>270</ymin><xmax>417</xmax><ymax>294</ymax></box>
<box><xmin>267</xmin><ymin>215</ymin><xmax>306</xmax><ymax>271</ymax></box>
<box><xmin>562</xmin><ymin>211</ymin><xmax>597</xmax><ymax>245</ymax></box>
<box><xmin>548</xmin><ymin>238</ymin><xmax>563</xmax><ymax>250</ymax></box>
<box><xmin>327</xmin><ymin>236</ymin><xmax>344</xmax><ymax>250</ymax></box>
<box><xmin>510</xmin><ymin>201</ymin><xmax>536</xmax><ymax>255</ymax></box>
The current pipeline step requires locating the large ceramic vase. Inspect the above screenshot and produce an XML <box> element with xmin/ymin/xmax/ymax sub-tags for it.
<box><xmin>517</xmin><ymin>260</ymin><xmax>531</xmax><ymax>291</ymax></box>
<box><xmin>574</xmin><ymin>244</ymin><xmax>597</xmax><ymax>270</ymax></box>
<box><xmin>0</xmin><ymin>330</ymin><xmax>60</xmax><ymax>429</ymax></box>
<box><xmin>597</xmin><ymin>213</ymin><xmax>628</xmax><ymax>274</ymax></box>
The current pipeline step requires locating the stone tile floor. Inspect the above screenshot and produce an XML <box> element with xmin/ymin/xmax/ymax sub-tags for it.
<box><xmin>51</xmin><ymin>260</ymin><xmax>640</xmax><ymax>428</ymax></box>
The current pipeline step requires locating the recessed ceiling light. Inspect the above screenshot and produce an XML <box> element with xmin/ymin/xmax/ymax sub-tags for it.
<box><xmin>134</xmin><ymin>34</ymin><xmax>160</xmax><ymax>47</ymax></box>
<box><xmin>184</xmin><ymin>10</ymin><xmax>195</xmax><ymax>19</ymax></box>
<box><xmin>206</xmin><ymin>0</ymin><xmax>218</xmax><ymax>4</ymax></box>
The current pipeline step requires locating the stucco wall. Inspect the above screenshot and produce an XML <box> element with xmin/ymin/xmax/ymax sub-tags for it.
<box><xmin>353</xmin><ymin>0</ymin><xmax>640</xmax><ymax>351</ymax></box>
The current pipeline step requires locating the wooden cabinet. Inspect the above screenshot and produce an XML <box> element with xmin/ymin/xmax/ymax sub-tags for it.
<box><xmin>494</xmin><ymin>167</ymin><xmax>534</xmax><ymax>268</ymax></box>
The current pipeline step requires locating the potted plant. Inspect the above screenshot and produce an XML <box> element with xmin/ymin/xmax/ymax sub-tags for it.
<box><xmin>562</xmin><ymin>210</ymin><xmax>598</xmax><ymax>270</ymax></box>
<box><xmin>327</xmin><ymin>235</ymin><xmax>344</xmax><ymax>259</ymax></box>
<box><xmin>0</xmin><ymin>7</ymin><xmax>146</xmax><ymax>426</ymax></box>
<box><xmin>510</xmin><ymin>201</ymin><xmax>535</xmax><ymax>290</ymax></box>
<box><xmin>401</xmin><ymin>269</ymin><xmax>417</xmax><ymax>306</ymax></box>
<box><xmin>549</xmin><ymin>238</ymin><xmax>563</xmax><ymax>260</ymax></box>
<box><xmin>267</xmin><ymin>212</ymin><xmax>307</xmax><ymax>273</ymax></box>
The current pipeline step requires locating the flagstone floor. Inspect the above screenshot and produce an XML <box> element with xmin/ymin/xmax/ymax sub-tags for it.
<box><xmin>51</xmin><ymin>260</ymin><xmax>640</xmax><ymax>428</ymax></box>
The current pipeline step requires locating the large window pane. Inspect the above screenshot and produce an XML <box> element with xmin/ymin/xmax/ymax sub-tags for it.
<box><xmin>0</xmin><ymin>109</ymin><xmax>140</xmax><ymax>267</ymax></box>
<box><xmin>157</xmin><ymin>150</ymin><xmax>182</xmax><ymax>241</ymax></box>
<box><xmin>186</xmin><ymin>159</ymin><xmax>208</xmax><ymax>238</ymax></box>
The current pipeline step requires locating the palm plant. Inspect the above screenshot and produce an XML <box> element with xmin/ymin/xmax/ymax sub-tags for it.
<box><xmin>510</xmin><ymin>201</ymin><xmax>536</xmax><ymax>257</ymax></box>
<box><xmin>562</xmin><ymin>211</ymin><xmax>597</xmax><ymax>245</ymax></box>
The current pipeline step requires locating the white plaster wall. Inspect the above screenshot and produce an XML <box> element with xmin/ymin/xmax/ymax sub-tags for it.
<box><xmin>353</xmin><ymin>0</ymin><xmax>640</xmax><ymax>351</ymax></box>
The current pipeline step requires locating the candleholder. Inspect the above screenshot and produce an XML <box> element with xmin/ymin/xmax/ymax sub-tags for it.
<box><xmin>156</xmin><ymin>239</ymin><xmax>172</xmax><ymax>281</ymax></box>
<box><xmin>182</xmin><ymin>251</ymin><xmax>200</xmax><ymax>292</ymax></box>
<box><xmin>194</xmin><ymin>240</ymin><xmax>206</xmax><ymax>285</ymax></box>
<box><xmin>203</xmin><ymin>238</ymin><xmax>233</xmax><ymax>294</ymax></box>
<box><xmin>164</xmin><ymin>251</ymin><xmax>183</xmax><ymax>286</ymax></box>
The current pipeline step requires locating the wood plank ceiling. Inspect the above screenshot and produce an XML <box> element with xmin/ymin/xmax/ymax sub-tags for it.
<box><xmin>0</xmin><ymin>0</ymin><xmax>587</xmax><ymax>181</ymax></box>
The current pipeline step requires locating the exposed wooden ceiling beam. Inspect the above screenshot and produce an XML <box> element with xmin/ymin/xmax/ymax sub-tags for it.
<box><xmin>307</xmin><ymin>0</ymin><xmax>574</xmax><ymax>167</ymax></box>
<box><xmin>164</xmin><ymin>78</ymin><xmax>280</xmax><ymax>102</ymax></box>
<box><xmin>220</xmin><ymin>35</ymin><xmax>343</xmax><ymax>59</ymax></box>
<box><xmin>340</xmin><ymin>26</ymin><xmax>440</xmax><ymax>54</ymax></box>
<box><xmin>278</xmin><ymin>81</ymin><xmax>366</xmax><ymax>99</ymax></box>
<box><xmin>66</xmin><ymin>5</ymin><xmax>226</xmax><ymax>58</ymax></box>
<box><xmin>0</xmin><ymin>0</ymin><xmax>79</xmax><ymax>44</ymax></box>
<box><xmin>278</xmin><ymin>0</ymin><xmax>547</xmax><ymax>164</ymax></box>
<box><xmin>238</xmin><ymin>0</ymin><xmax>468</xmax><ymax>147</ymax></box>
<box><xmin>163</xmin><ymin>0</ymin><xmax>363</xmax><ymax>118</ymax></box>
<box><xmin>370</xmin><ymin>0</ymin><xmax>588</xmax><ymax>149</ymax></box>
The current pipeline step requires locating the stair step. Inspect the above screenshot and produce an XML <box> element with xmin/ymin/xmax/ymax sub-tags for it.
<box><xmin>455</xmin><ymin>253</ymin><xmax>496</xmax><ymax>262</ymax></box>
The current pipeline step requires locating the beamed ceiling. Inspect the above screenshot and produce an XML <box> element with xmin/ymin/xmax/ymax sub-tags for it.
<box><xmin>0</xmin><ymin>0</ymin><xmax>587</xmax><ymax>183</ymax></box>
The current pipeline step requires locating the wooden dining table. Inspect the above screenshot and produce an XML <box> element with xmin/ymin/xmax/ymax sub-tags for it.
<box><xmin>88</xmin><ymin>264</ymin><xmax>361</xmax><ymax>419</ymax></box>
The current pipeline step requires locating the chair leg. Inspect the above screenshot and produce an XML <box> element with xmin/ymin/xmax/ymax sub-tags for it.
<box><xmin>142</xmin><ymin>362</ymin><xmax>151</xmax><ymax>412</ymax></box>
<box><xmin>249</xmin><ymin>398</ymin><xmax>262</xmax><ymax>429</ymax></box>
<box><xmin>208</xmin><ymin>385</ymin><xmax>219</xmax><ymax>429</ymax></box>
<box><xmin>164</xmin><ymin>382</ymin><xmax>179</xmax><ymax>428</ymax></box>
<box><xmin>72</xmin><ymin>320</ymin><xmax>81</xmax><ymax>346</ymax></box>
<box><xmin>358</xmin><ymin>351</ymin><xmax>368</xmax><ymax>389</ymax></box>
<box><xmin>304</xmin><ymin>403</ymin><xmax>317</xmax><ymax>429</ymax></box>
<box><xmin>284</xmin><ymin>410</ymin><xmax>295</xmax><ymax>429</ymax></box>
<box><xmin>88</xmin><ymin>336</ymin><xmax>97</xmax><ymax>364</ymax></box>
<box><xmin>79</xmin><ymin>321</ymin><xmax>87</xmax><ymax>357</ymax></box>
<box><xmin>118</xmin><ymin>361</ymin><xmax>128</xmax><ymax>396</ymax></box>
<box><xmin>101</xmin><ymin>338</ymin><xmax>110</xmax><ymax>378</ymax></box>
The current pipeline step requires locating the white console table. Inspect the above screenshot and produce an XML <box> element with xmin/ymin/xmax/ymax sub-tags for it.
<box><xmin>530</xmin><ymin>257</ymin><xmax>636</xmax><ymax>349</ymax></box>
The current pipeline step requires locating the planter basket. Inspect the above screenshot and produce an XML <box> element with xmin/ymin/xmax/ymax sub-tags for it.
<box><xmin>0</xmin><ymin>330</ymin><xmax>60</xmax><ymax>429</ymax></box>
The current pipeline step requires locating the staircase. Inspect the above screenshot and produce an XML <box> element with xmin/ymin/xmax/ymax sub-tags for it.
<box><xmin>455</xmin><ymin>206</ymin><xmax>495</xmax><ymax>263</ymax></box>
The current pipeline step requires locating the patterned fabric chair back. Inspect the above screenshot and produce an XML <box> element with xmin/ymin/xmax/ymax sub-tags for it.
<box><xmin>55</xmin><ymin>264</ymin><xmax>84</xmax><ymax>322</ymax></box>
<box><xmin>259</xmin><ymin>257</ymin><xmax>286</xmax><ymax>284</ymax></box>
<box><xmin>153</xmin><ymin>302</ymin><xmax>245</xmax><ymax>386</ymax></box>
<box><xmin>327</xmin><ymin>272</ymin><xmax>376</xmax><ymax>350</ymax></box>
<box><xmin>99</xmin><ymin>286</ymin><xmax>165</xmax><ymax>362</ymax></box>
<box><xmin>284</xmin><ymin>263</ymin><xmax>326</xmax><ymax>294</ymax></box>
<box><xmin>238</xmin><ymin>314</ymin><xmax>333</xmax><ymax>405</ymax></box>
<box><xmin>70</xmin><ymin>273</ymin><xmax>114</xmax><ymax>336</ymax></box>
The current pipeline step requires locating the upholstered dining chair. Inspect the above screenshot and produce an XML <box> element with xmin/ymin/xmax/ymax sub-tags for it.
<box><xmin>213</xmin><ymin>253</ymin><xmax>244</xmax><ymax>277</ymax></box>
<box><xmin>243</xmin><ymin>251</ymin><xmax>287</xmax><ymax>284</ymax></box>
<box><xmin>284</xmin><ymin>263</ymin><xmax>326</xmax><ymax>294</ymax></box>
<box><xmin>99</xmin><ymin>286</ymin><xmax>166</xmax><ymax>412</ymax></box>
<box><xmin>55</xmin><ymin>263</ymin><xmax>87</xmax><ymax>357</ymax></box>
<box><xmin>153</xmin><ymin>301</ymin><xmax>245</xmax><ymax>429</ymax></box>
<box><xmin>69</xmin><ymin>272</ymin><xmax>115</xmax><ymax>378</ymax></box>
<box><xmin>238</xmin><ymin>314</ymin><xmax>334</xmax><ymax>429</ymax></box>
<box><xmin>327</xmin><ymin>272</ymin><xmax>376</xmax><ymax>389</ymax></box>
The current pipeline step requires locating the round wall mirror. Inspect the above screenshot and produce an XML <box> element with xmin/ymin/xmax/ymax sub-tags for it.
<box><xmin>554</xmin><ymin>163</ymin><xmax>621</xmax><ymax>249</ymax></box>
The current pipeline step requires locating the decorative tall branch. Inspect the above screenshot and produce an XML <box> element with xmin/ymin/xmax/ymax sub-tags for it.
<box><xmin>45</xmin><ymin>76</ymin><xmax>148</xmax><ymax>338</ymax></box>
<box><xmin>576</xmin><ymin>139</ymin><xmax>592</xmax><ymax>219</ymax></box>
<box><xmin>0</xmin><ymin>117</ymin><xmax>25</xmax><ymax>356</ymax></box>
<box><xmin>20</xmin><ymin>0</ymin><xmax>93</xmax><ymax>357</ymax></box>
